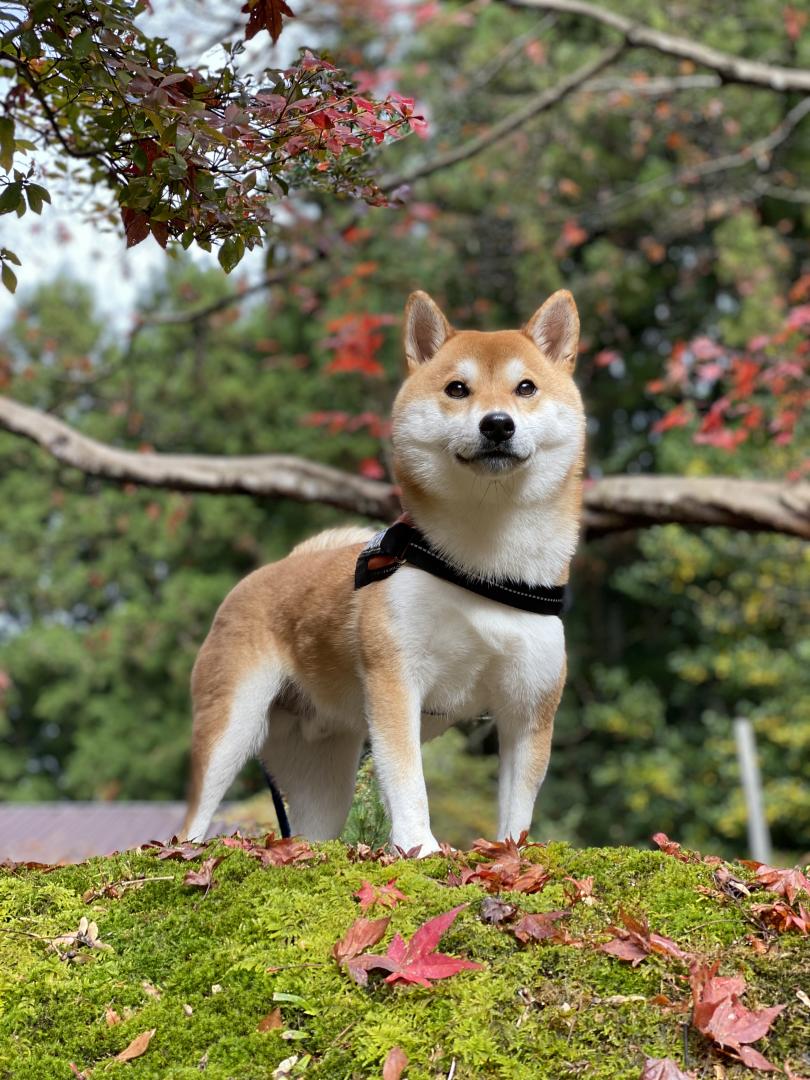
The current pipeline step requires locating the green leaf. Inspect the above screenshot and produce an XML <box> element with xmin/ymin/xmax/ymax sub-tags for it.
<box><xmin>72</xmin><ymin>29</ymin><xmax>93</xmax><ymax>59</ymax></box>
<box><xmin>1</xmin><ymin>261</ymin><xmax>17</xmax><ymax>293</ymax></box>
<box><xmin>0</xmin><ymin>116</ymin><xmax>14</xmax><ymax>172</ymax></box>
<box><xmin>25</xmin><ymin>183</ymin><xmax>50</xmax><ymax>215</ymax></box>
<box><xmin>0</xmin><ymin>180</ymin><xmax>22</xmax><ymax>214</ymax></box>
<box><xmin>217</xmin><ymin>234</ymin><xmax>245</xmax><ymax>273</ymax></box>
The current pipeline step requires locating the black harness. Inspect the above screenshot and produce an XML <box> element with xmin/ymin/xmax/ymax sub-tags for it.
<box><xmin>354</xmin><ymin>521</ymin><xmax>567</xmax><ymax>616</ymax></box>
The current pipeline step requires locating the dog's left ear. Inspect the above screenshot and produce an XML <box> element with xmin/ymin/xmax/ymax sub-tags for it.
<box><xmin>523</xmin><ymin>290</ymin><xmax>580</xmax><ymax>370</ymax></box>
<box><xmin>404</xmin><ymin>290</ymin><xmax>452</xmax><ymax>371</ymax></box>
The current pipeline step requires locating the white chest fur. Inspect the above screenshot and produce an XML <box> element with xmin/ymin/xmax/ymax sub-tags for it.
<box><xmin>385</xmin><ymin>566</ymin><xmax>566</xmax><ymax>727</ymax></box>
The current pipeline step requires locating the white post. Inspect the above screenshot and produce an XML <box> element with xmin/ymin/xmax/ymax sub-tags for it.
<box><xmin>734</xmin><ymin>717</ymin><xmax>771</xmax><ymax>864</ymax></box>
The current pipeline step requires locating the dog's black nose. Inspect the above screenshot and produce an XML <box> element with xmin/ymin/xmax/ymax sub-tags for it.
<box><xmin>479</xmin><ymin>411</ymin><xmax>515</xmax><ymax>444</ymax></box>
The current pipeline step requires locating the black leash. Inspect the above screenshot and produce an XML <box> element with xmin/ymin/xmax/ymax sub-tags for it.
<box><xmin>355</xmin><ymin>521</ymin><xmax>567</xmax><ymax>615</ymax></box>
<box><xmin>259</xmin><ymin>761</ymin><xmax>291</xmax><ymax>838</ymax></box>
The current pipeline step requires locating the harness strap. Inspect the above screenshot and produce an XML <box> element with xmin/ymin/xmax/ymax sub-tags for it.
<box><xmin>354</xmin><ymin>521</ymin><xmax>567</xmax><ymax>616</ymax></box>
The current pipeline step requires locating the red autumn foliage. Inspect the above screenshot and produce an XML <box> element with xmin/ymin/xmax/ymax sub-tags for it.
<box><xmin>600</xmin><ymin>909</ymin><xmax>691</xmax><ymax>967</ymax></box>
<box><xmin>148</xmin><ymin>840</ymin><xmax>206</xmax><ymax>861</ymax></box>
<box><xmin>343</xmin><ymin>904</ymin><xmax>482</xmax><ymax>988</ymax></box>
<box><xmin>512</xmin><ymin>909</ymin><xmax>570</xmax><ymax>945</ymax></box>
<box><xmin>332</xmin><ymin>915</ymin><xmax>391</xmax><ymax>969</ymax></box>
<box><xmin>354</xmin><ymin>878</ymin><xmax>408</xmax><ymax>912</ymax></box>
<box><xmin>645</xmin><ymin>295</ymin><xmax>810</xmax><ymax>456</ymax></box>
<box><xmin>749</xmin><ymin>862</ymin><xmax>810</xmax><ymax>906</ymax></box>
<box><xmin>241</xmin><ymin>0</ymin><xmax>295</xmax><ymax>43</ymax></box>
<box><xmin>221</xmin><ymin>832</ymin><xmax>316</xmax><ymax>867</ymax></box>
<box><xmin>322</xmin><ymin>313</ymin><xmax>394</xmax><ymax>376</ymax></box>
<box><xmin>447</xmin><ymin>833</ymin><xmax>550</xmax><ymax>894</ymax></box>
<box><xmin>689</xmin><ymin>961</ymin><xmax>785</xmax><ymax>1072</ymax></box>
<box><xmin>182</xmin><ymin>856</ymin><xmax>225</xmax><ymax>891</ymax></box>
<box><xmin>751</xmin><ymin>900</ymin><xmax>810</xmax><ymax>935</ymax></box>
<box><xmin>563</xmin><ymin>876</ymin><xmax>597</xmax><ymax>906</ymax></box>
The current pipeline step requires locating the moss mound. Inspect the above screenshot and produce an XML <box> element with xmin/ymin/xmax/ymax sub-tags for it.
<box><xmin>1</xmin><ymin>841</ymin><xmax>808</xmax><ymax>1079</ymax></box>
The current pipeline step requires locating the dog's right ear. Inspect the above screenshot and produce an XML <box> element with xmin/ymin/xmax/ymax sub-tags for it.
<box><xmin>404</xmin><ymin>291</ymin><xmax>452</xmax><ymax>371</ymax></box>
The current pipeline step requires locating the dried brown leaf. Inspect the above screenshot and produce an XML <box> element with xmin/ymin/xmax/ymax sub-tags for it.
<box><xmin>115</xmin><ymin>1028</ymin><xmax>156</xmax><ymax>1063</ymax></box>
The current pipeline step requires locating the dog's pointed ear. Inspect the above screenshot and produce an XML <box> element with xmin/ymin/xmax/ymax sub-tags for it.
<box><xmin>523</xmin><ymin>290</ymin><xmax>580</xmax><ymax>370</ymax></box>
<box><xmin>404</xmin><ymin>291</ymin><xmax>452</xmax><ymax>371</ymax></box>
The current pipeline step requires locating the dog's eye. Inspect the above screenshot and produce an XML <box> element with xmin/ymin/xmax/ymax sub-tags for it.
<box><xmin>444</xmin><ymin>380</ymin><xmax>470</xmax><ymax>399</ymax></box>
<box><xmin>515</xmin><ymin>379</ymin><xmax>537</xmax><ymax>397</ymax></box>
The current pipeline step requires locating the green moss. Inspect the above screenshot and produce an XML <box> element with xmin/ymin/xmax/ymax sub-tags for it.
<box><xmin>1</xmin><ymin>843</ymin><xmax>808</xmax><ymax>1079</ymax></box>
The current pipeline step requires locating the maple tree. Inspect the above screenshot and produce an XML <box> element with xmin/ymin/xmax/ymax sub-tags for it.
<box><xmin>0</xmin><ymin>0</ymin><xmax>423</xmax><ymax>289</ymax></box>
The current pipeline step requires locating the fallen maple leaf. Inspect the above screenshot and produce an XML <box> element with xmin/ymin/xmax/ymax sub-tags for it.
<box><xmin>149</xmin><ymin>840</ymin><xmax>205</xmax><ymax>861</ymax></box>
<box><xmin>640</xmin><ymin>1058</ymin><xmax>695</xmax><ymax>1079</ymax></box>
<box><xmin>383</xmin><ymin>1045</ymin><xmax>409</xmax><ymax>1080</ymax></box>
<box><xmin>601</xmin><ymin>910</ymin><xmax>691</xmax><ymax>966</ymax></box>
<box><xmin>183</xmin><ymin>856</ymin><xmax>225</xmax><ymax>891</ymax></box>
<box><xmin>346</xmin><ymin>904</ymin><xmax>482</xmax><ymax>988</ymax></box>
<box><xmin>115</xmin><ymin>1028</ymin><xmax>156</xmax><ymax>1063</ymax></box>
<box><xmin>105</xmin><ymin>1007</ymin><xmax>122</xmax><ymax>1026</ymax></box>
<box><xmin>753</xmin><ymin>863</ymin><xmax>810</xmax><ymax>906</ymax></box>
<box><xmin>346</xmin><ymin>843</ymin><xmax>398</xmax><ymax>865</ymax></box>
<box><xmin>512</xmin><ymin>909</ymin><xmax>569</xmax><ymax>944</ymax></box>
<box><xmin>689</xmin><ymin>960</ymin><xmax>785</xmax><ymax>1071</ymax></box>
<box><xmin>752</xmin><ymin>900</ymin><xmax>810</xmax><ymax>935</ymax></box>
<box><xmin>354</xmin><ymin>878</ymin><xmax>407</xmax><ymax>912</ymax></box>
<box><xmin>564</xmin><ymin>875</ymin><xmax>597</xmax><ymax>906</ymax></box>
<box><xmin>332</xmin><ymin>916</ymin><xmax>391</xmax><ymax>967</ymax></box>
<box><xmin>257</xmin><ymin>1007</ymin><xmax>283</xmax><ymax>1032</ymax></box>
<box><xmin>223</xmin><ymin>833</ymin><xmax>317</xmax><ymax>867</ymax></box>
<box><xmin>651</xmin><ymin>832</ymin><xmax>694</xmax><ymax>862</ymax></box>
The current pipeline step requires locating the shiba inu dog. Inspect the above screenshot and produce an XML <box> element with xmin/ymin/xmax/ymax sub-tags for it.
<box><xmin>183</xmin><ymin>289</ymin><xmax>585</xmax><ymax>853</ymax></box>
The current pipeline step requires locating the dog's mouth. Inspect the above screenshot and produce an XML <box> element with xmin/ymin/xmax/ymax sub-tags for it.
<box><xmin>455</xmin><ymin>448</ymin><xmax>529</xmax><ymax>470</ymax></box>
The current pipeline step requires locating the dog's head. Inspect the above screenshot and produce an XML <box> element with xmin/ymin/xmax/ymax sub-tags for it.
<box><xmin>391</xmin><ymin>290</ymin><xmax>585</xmax><ymax>503</ymax></box>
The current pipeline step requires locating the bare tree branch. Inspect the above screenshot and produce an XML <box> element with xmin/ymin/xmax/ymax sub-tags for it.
<box><xmin>379</xmin><ymin>43</ymin><xmax>624</xmax><ymax>191</ymax></box>
<box><xmin>0</xmin><ymin>395</ymin><xmax>400</xmax><ymax>520</ymax></box>
<box><xmin>501</xmin><ymin>0</ymin><xmax>810</xmax><ymax>92</ymax></box>
<box><xmin>583</xmin><ymin>476</ymin><xmax>810</xmax><ymax>541</ymax></box>
<box><xmin>588</xmin><ymin>94</ymin><xmax>810</xmax><ymax>223</ymax></box>
<box><xmin>2</xmin><ymin>395</ymin><xmax>808</xmax><ymax>541</ymax></box>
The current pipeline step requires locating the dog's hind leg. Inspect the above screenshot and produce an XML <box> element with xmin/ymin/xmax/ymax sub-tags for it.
<box><xmin>183</xmin><ymin>661</ymin><xmax>284</xmax><ymax>841</ymax></box>
<box><xmin>262</xmin><ymin>717</ymin><xmax>363</xmax><ymax>842</ymax></box>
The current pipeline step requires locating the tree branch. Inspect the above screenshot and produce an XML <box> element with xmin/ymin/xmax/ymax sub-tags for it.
<box><xmin>501</xmin><ymin>0</ymin><xmax>810</xmax><ymax>92</ymax></box>
<box><xmin>2</xmin><ymin>395</ymin><xmax>808</xmax><ymax>541</ymax></box>
<box><xmin>379</xmin><ymin>43</ymin><xmax>624</xmax><ymax>191</ymax></box>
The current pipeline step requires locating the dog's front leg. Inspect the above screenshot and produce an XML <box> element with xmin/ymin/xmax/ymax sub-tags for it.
<box><xmin>365</xmin><ymin>670</ymin><xmax>440</xmax><ymax>856</ymax></box>
<box><xmin>496</xmin><ymin>680</ymin><xmax>563</xmax><ymax>841</ymax></box>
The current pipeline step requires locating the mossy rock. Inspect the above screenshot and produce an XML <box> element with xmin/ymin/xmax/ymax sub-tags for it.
<box><xmin>1</xmin><ymin>842</ymin><xmax>808</xmax><ymax>1079</ymax></box>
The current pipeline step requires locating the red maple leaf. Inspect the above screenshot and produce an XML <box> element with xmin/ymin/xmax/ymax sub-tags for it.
<box><xmin>651</xmin><ymin>832</ymin><xmax>694</xmax><ymax>862</ymax></box>
<box><xmin>459</xmin><ymin>833</ymin><xmax>549</xmax><ymax>894</ymax></box>
<box><xmin>689</xmin><ymin>961</ymin><xmax>785</xmax><ymax>1071</ymax></box>
<box><xmin>601</xmin><ymin>910</ymin><xmax>691</xmax><ymax>967</ymax></box>
<box><xmin>222</xmin><ymin>833</ymin><xmax>316</xmax><ymax>867</ymax></box>
<box><xmin>752</xmin><ymin>900</ymin><xmax>810</xmax><ymax>935</ymax></box>
<box><xmin>241</xmin><ymin>0</ymin><xmax>295</xmax><ymax>43</ymax></box>
<box><xmin>149</xmin><ymin>840</ymin><xmax>206</xmax><ymax>861</ymax></box>
<box><xmin>345</xmin><ymin>904</ymin><xmax>482</xmax><ymax>988</ymax></box>
<box><xmin>354</xmin><ymin>878</ymin><xmax>407</xmax><ymax>912</ymax></box>
<box><xmin>183</xmin><ymin>856</ymin><xmax>225</xmax><ymax>892</ymax></box>
<box><xmin>332</xmin><ymin>916</ymin><xmax>391</xmax><ymax>971</ymax></box>
<box><xmin>563</xmin><ymin>876</ymin><xmax>597</xmax><ymax>906</ymax></box>
<box><xmin>753</xmin><ymin>863</ymin><xmax>810</xmax><ymax>906</ymax></box>
<box><xmin>512</xmin><ymin>910</ymin><xmax>569</xmax><ymax>945</ymax></box>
